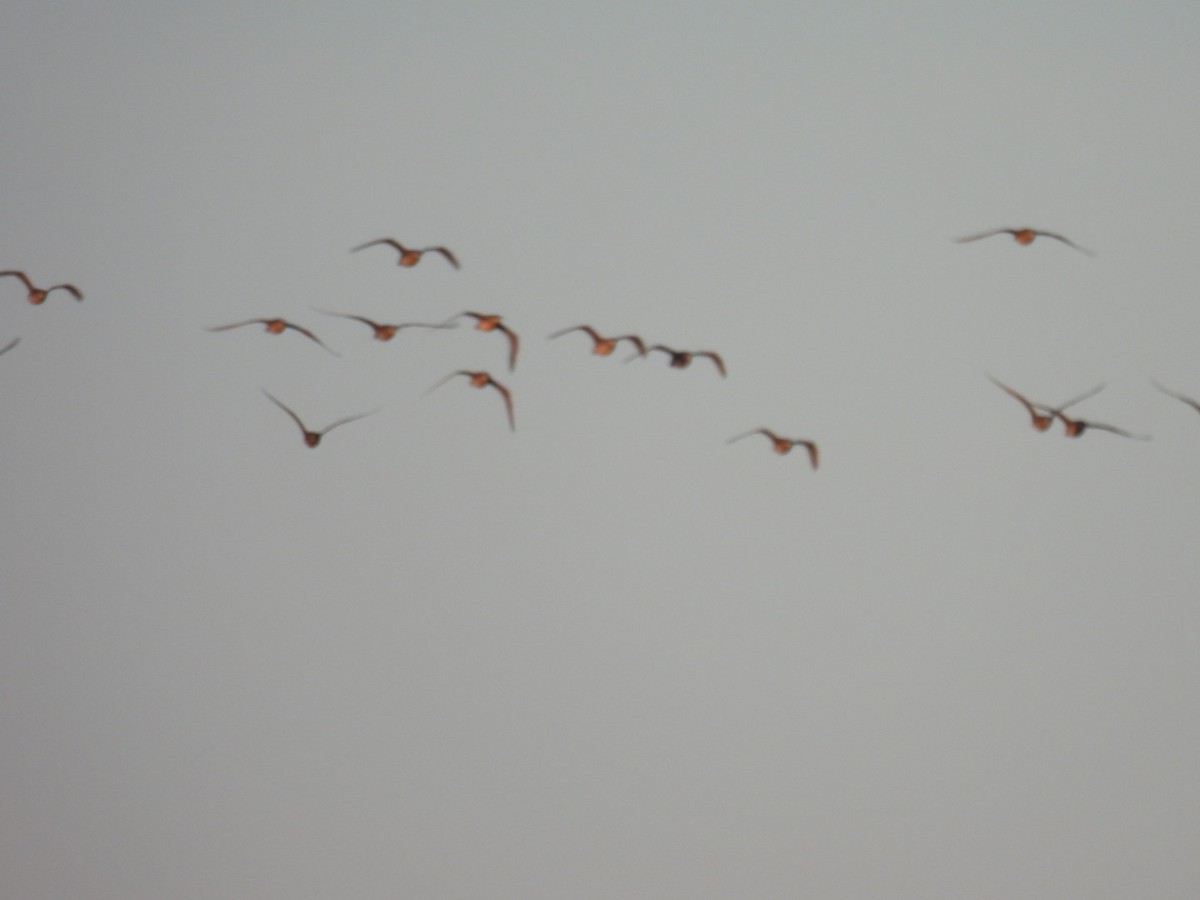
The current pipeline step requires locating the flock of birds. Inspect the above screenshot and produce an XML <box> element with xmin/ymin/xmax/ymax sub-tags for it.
<box><xmin>5</xmin><ymin>225</ymin><xmax>1199</xmax><ymax>465</ymax></box>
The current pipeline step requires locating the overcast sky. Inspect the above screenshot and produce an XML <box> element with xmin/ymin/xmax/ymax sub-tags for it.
<box><xmin>4</xmin><ymin>2</ymin><xmax>1200</xmax><ymax>898</ymax></box>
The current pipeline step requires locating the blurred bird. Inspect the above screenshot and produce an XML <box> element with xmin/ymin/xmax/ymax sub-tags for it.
<box><xmin>315</xmin><ymin>310</ymin><xmax>456</xmax><ymax>342</ymax></box>
<box><xmin>428</xmin><ymin>370</ymin><xmax>515</xmax><ymax>432</ymax></box>
<box><xmin>549</xmin><ymin>324</ymin><xmax>646</xmax><ymax>357</ymax></box>
<box><xmin>1052</xmin><ymin>409</ymin><xmax>1150</xmax><ymax>440</ymax></box>
<box><xmin>1151</xmin><ymin>380</ymin><xmax>1200</xmax><ymax>418</ymax></box>
<box><xmin>444</xmin><ymin>312</ymin><xmax>520</xmax><ymax>371</ymax></box>
<box><xmin>728</xmin><ymin>429</ymin><xmax>819</xmax><ymax>469</ymax></box>
<box><xmin>954</xmin><ymin>227</ymin><xmax>1094</xmax><ymax>256</ymax></box>
<box><xmin>263</xmin><ymin>390</ymin><xmax>376</xmax><ymax>448</ymax></box>
<box><xmin>351</xmin><ymin>238</ymin><xmax>460</xmax><ymax>269</ymax></box>
<box><xmin>0</xmin><ymin>270</ymin><xmax>83</xmax><ymax>304</ymax></box>
<box><xmin>208</xmin><ymin>318</ymin><xmax>337</xmax><ymax>354</ymax></box>
<box><xmin>0</xmin><ymin>337</ymin><xmax>19</xmax><ymax>357</ymax></box>
<box><xmin>632</xmin><ymin>344</ymin><xmax>727</xmax><ymax>377</ymax></box>
<box><xmin>988</xmin><ymin>376</ymin><xmax>1105</xmax><ymax>431</ymax></box>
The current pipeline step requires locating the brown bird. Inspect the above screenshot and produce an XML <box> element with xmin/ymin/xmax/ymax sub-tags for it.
<box><xmin>208</xmin><ymin>318</ymin><xmax>337</xmax><ymax>354</ymax></box>
<box><xmin>0</xmin><ymin>337</ymin><xmax>19</xmax><ymax>357</ymax></box>
<box><xmin>315</xmin><ymin>309</ymin><xmax>456</xmax><ymax>342</ymax></box>
<box><xmin>263</xmin><ymin>390</ymin><xmax>376</xmax><ymax>448</ymax></box>
<box><xmin>1151</xmin><ymin>380</ymin><xmax>1200</xmax><ymax>417</ymax></box>
<box><xmin>549</xmin><ymin>324</ymin><xmax>646</xmax><ymax>357</ymax></box>
<box><xmin>445</xmin><ymin>312</ymin><xmax>520</xmax><ymax>371</ymax></box>
<box><xmin>728</xmin><ymin>429</ymin><xmax>819</xmax><ymax>469</ymax></box>
<box><xmin>351</xmin><ymin>238</ymin><xmax>460</xmax><ymax>269</ymax></box>
<box><xmin>428</xmin><ymin>370</ymin><xmax>515</xmax><ymax>431</ymax></box>
<box><xmin>1052</xmin><ymin>409</ymin><xmax>1150</xmax><ymax>440</ymax></box>
<box><xmin>1</xmin><ymin>270</ymin><xmax>83</xmax><ymax>304</ymax></box>
<box><xmin>954</xmin><ymin>227</ymin><xmax>1094</xmax><ymax>256</ymax></box>
<box><xmin>988</xmin><ymin>376</ymin><xmax>1105</xmax><ymax>431</ymax></box>
<box><xmin>632</xmin><ymin>344</ymin><xmax>727</xmax><ymax>377</ymax></box>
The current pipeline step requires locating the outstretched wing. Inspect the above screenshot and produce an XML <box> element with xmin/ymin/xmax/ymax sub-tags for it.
<box><xmin>207</xmin><ymin>319</ymin><xmax>265</xmax><ymax>332</ymax></box>
<box><xmin>426</xmin><ymin>246</ymin><xmax>461</xmax><ymax>269</ymax></box>
<box><xmin>487</xmin><ymin>379</ymin><xmax>515</xmax><ymax>432</ymax></box>
<box><xmin>0</xmin><ymin>270</ymin><xmax>36</xmax><ymax>291</ymax></box>
<box><xmin>351</xmin><ymin>237</ymin><xmax>406</xmax><ymax>254</ymax></box>
<box><xmin>695</xmin><ymin>351</ymin><xmax>726</xmax><ymax>377</ymax></box>
<box><xmin>954</xmin><ymin>228</ymin><xmax>1012</xmax><ymax>243</ymax></box>
<box><xmin>263</xmin><ymin>390</ymin><xmax>308</xmax><ymax>436</ymax></box>
<box><xmin>1035</xmin><ymin>231</ymin><xmax>1095</xmax><ymax>256</ymax></box>
<box><xmin>0</xmin><ymin>336</ymin><xmax>19</xmax><ymax>356</ymax></box>
<box><xmin>47</xmin><ymin>283</ymin><xmax>83</xmax><ymax>300</ymax></box>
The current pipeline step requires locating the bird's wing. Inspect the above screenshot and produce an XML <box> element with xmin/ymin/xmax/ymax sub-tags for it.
<box><xmin>615</xmin><ymin>334</ymin><xmax>646</xmax><ymax>354</ymax></box>
<box><xmin>488</xmin><ymin>379</ymin><xmax>515</xmax><ymax>431</ymax></box>
<box><xmin>1151</xmin><ymin>379</ymin><xmax>1200</xmax><ymax>414</ymax></box>
<box><xmin>428</xmin><ymin>246</ymin><xmax>461</xmax><ymax>269</ymax></box>
<box><xmin>1036</xmin><ymin>231</ymin><xmax>1095</xmax><ymax>256</ymax></box>
<box><xmin>47</xmin><ymin>284</ymin><xmax>83</xmax><ymax>300</ymax></box>
<box><xmin>954</xmin><ymin>228</ymin><xmax>1011</xmax><ymax>243</ymax></box>
<box><xmin>0</xmin><ymin>336</ymin><xmax>20</xmax><ymax>356</ymax></box>
<box><xmin>1051</xmin><ymin>383</ymin><xmax>1106</xmax><ymax>412</ymax></box>
<box><xmin>697</xmin><ymin>351</ymin><xmax>727</xmax><ymax>376</ymax></box>
<box><xmin>499</xmin><ymin>324</ymin><xmax>520</xmax><ymax>371</ymax></box>
<box><xmin>351</xmin><ymin>238</ymin><xmax>404</xmax><ymax>253</ymax></box>
<box><xmin>207</xmin><ymin>319</ymin><xmax>263</xmax><ymax>332</ymax></box>
<box><xmin>549</xmin><ymin>324</ymin><xmax>591</xmax><ymax>340</ymax></box>
<box><xmin>798</xmin><ymin>440</ymin><xmax>819</xmax><ymax>469</ymax></box>
<box><xmin>727</xmin><ymin>428</ymin><xmax>770</xmax><ymax>445</ymax></box>
<box><xmin>263</xmin><ymin>390</ymin><xmax>308</xmax><ymax>435</ymax></box>
<box><xmin>284</xmin><ymin>323</ymin><xmax>339</xmax><ymax>355</ymax></box>
<box><xmin>320</xmin><ymin>409</ymin><xmax>377</xmax><ymax>436</ymax></box>
<box><xmin>426</xmin><ymin>370</ymin><xmax>470</xmax><ymax>394</ymax></box>
<box><xmin>0</xmin><ymin>270</ymin><xmax>35</xmax><ymax>290</ymax></box>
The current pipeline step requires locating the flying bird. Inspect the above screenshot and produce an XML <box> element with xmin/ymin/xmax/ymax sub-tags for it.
<box><xmin>428</xmin><ymin>370</ymin><xmax>515</xmax><ymax>431</ymax></box>
<box><xmin>632</xmin><ymin>344</ymin><xmax>727</xmax><ymax>377</ymax></box>
<box><xmin>728</xmin><ymin>429</ymin><xmax>819</xmax><ymax>469</ymax></box>
<box><xmin>263</xmin><ymin>390</ymin><xmax>376</xmax><ymax>448</ymax></box>
<box><xmin>207</xmin><ymin>318</ymin><xmax>337</xmax><ymax>354</ymax></box>
<box><xmin>549</xmin><ymin>325</ymin><xmax>646</xmax><ymax>357</ymax></box>
<box><xmin>0</xmin><ymin>337</ymin><xmax>19</xmax><ymax>357</ymax></box>
<box><xmin>988</xmin><ymin>376</ymin><xmax>1105</xmax><ymax>431</ymax></box>
<box><xmin>351</xmin><ymin>238</ymin><xmax>460</xmax><ymax>269</ymax></box>
<box><xmin>445</xmin><ymin>312</ymin><xmax>520</xmax><ymax>371</ymax></box>
<box><xmin>954</xmin><ymin>228</ymin><xmax>1094</xmax><ymax>256</ymax></box>
<box><xmin>1052</xmin><ymin>409</ymin><xmax>1150</xmax><ymax>440</ymax></box>
<box><xmin>315</xmin><ymin>310</ymin><xmax>456</xmax><ymax>342</ymax></box>
<box><xmin>1</xmin><ymin>270</ymin><xmax>83</xmax><ymax>304</ymax></box>
<box><xmin>1151</xmin><ymin>380</ymin><xmax>1200</xmax><ymax>417</ymax></box>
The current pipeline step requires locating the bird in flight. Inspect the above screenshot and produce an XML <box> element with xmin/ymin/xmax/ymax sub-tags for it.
<box><xmin>444</xmin><ymin>312</ymin><xmax>520</xmax><ymax>371</ymax></box>
<box><xmin>728</xmin><ymin>429</ymin><xmax>819</xmax><ymax>469</ymax></box>
<box><xmin>1052</xmin><ymin>409</ymin><xmax>1150</xmax><ymax>440</ymax></box>
<box><xmin>351</xmin><ymin>238</ymin><xmax>460</xmax><ymax>269</ymax></box>
<box><xmin>1</xmin><ymin>270</ymin><xmax>83</xmax><ymax>304</ymax></box>
<box><xmin>988</xmin><ymin>376</ymin><xmax>1105</xmax><ymax>431</ymax></box>
<box><xmin>428</xmin><ymin>370</ymin><xmax>515</xmax><ymax>432</ymax></box>
<box><xmin>1151</xmin><ymin>380</ymin><xmax>1200</xmax><ymax>418</ymax></box>
<box><xmin>315</xmin><ymin>310</ymin><xmax>456</xmax><ymax>342</ymax></box>
<box><xmin>207</xmin><ymin>318</ymin><xmax>337</xmax><ymax>354</ymax></box>
<box><xmin>0</xmin><ymin>337</ymin><xmax>20</xmax><ymax>357</ymax></box>
<box><xmin>549</xmin><ymin>325</ymin><xmax>646</xmax><ymax>357</ymax></box>
<box><xmin>954</xmin><ymin>228</ymin><xmax>1094</xmax><ymax>256</ymax></box>
<box><xmin>263</xmin><ymin>390</ymin><xmax>376</xmax><ymax>448</ymax></box>
<box><xmin>632</xmin><ymin>344</ymin><xmax>727</xmax><ymax>377</ymax></box>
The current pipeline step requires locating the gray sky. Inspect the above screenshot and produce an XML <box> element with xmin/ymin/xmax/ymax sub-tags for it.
<box><xmin>3</xmin><ymin>2</ymin><xmax>1200</xmax><ymax>897</ymax></box>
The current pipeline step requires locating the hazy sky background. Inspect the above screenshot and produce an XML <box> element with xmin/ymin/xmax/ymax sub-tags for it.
<box><xmin>4</xmin><ymin>2</ymin><xmax>1200</xmax><ymax>897</ymax></box>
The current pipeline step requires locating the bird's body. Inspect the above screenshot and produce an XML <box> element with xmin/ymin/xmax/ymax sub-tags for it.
<box><xmin>428</xmin><ymin>370</ymin><xmax>515</xmax><ymax>431</ymax></box>
<box><xmin>1</xmin><ymin>270</ymin><xmax>83</xmax><ymax>304</ymax></box>
<box><xmin>263</xmin><ymin>391</ymin><xmax>375</xmax><ymax>447</ymax></box>
<box><xmin>351</xmin><ymin>238</ymin><xmax>460</xmax><ymax>269</ymax></box>
<box><xmin>955</xmin><ymin>228</ymin><xmax>1094</xmax><ymax>256</ymax></box>
<box><xmin>208</xmin><ymin>318</ymin><xmax>337</xmax><ymax>354</ymax></box>
<box><xmin>728</xmin><ymin>429</ymin><xmax>819</xmax><ymax>469</ymax></box>
<box><xmin>549</xmin><ymin>325</ymin><xmax>646</xmax><ymax>357</ymax></box>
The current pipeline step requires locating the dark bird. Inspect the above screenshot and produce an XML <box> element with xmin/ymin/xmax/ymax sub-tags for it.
<box><xmin>315</xmin><ymin>310</ymin><xmax>456</xmax><ymax>342</ymax></box>
<box><xmin>954</xmin><ymin>227</ymin><xmax>1094</xmax><ymax>256</ymax></box>
<box><xmin>263</xmin><ymin>390</ymin><xmax>375</xmax><ymax>448</ymax></box>
<box><xmin>445</xmin><ymin>312</ymin><xmax>520</xmax><ymax>371</ymax></box>
<box><xmin>549</xmin><ymin>324</ymin><xmax>646</xmax><ymax>357</ymax></box>
<box><xmin>207</xmin><ymin>318</ymin><xmax>337</xmax><ymax>354</ymax></box>
<box><xmin>988</xmin><ymin>376</ymin><xmax>1105</xmax><ymax>431</ymax></box>
<box><xmin>1052</xmin><ymin>409</ymin><xmax>1150</xmax><ymax>440</ymax></box>
<box><xmin>728</xmin><ymin>429</ymin><xmax>819</xmax><ymax>469</ymax></box>
<box><xmin>428</xmin><ymin>370</ymin><xmax>515</xmax><ymax>432</ymax></box>
<box><xmin>1</xmin><ymin>270</ymin><xmax>83</xmax><ymax>304</ymax></box>
<box><xmin>1151</xmin><ymin>380</ymin><xmax>1200</xmax><ymax>418</ymax></box>
<box><xmin>632</xmin><ymin>344</ymin><xmax>727</xmax><ymax>377</ymax></box>
<box><xmin>351</xmin><ymin>238</ymin><xmax>460</xmax><ymax>269</ymax></box>
<box><xmin>0</xmin><ymin>337</ymin><xmax>19</xmax><ymax>357</ymax></box>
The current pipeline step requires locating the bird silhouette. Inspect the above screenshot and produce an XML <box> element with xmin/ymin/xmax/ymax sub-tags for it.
<box><xmin>263</xmin><ymin>390</ymin><xmax>375</xmax><ymax>447</ymax></box>
<box><xmin>988</xmin><ymin>376</ymin><xmax>1105</xmax><ymax>431</ymax></box>
<box><xmin>315</xmin><ymin>310</ymin><xmax>455</xmax><ymax>342</ymax></box>
<box><xmin>728</xmin><ymin>429</ymin><xmax>819</xmax><ymax>469</ymax></box>
<box><xmin>1151</xmin><ymin>380</ymin><xmax>1200</xmax><ymax>417</ymax></box>
<box><xmin>955</xmin><ymin>228</ymin><xmax>1094</xmax><ymax>256</ymax></box>
<box><xmin>549</xmin><ymin>325</ymin><xmax>646</xmax><ymax>357</ymax></box>
<box><xmin>0</xmin><ymin>337</ymin><xmax>19</xmax><ymax>357</ymax></box>
<box><xmin>208</xmin><ymin>318</ymin><xmax>337</xmax><ymax>354</ymax></box>
<box><xmin>1052</xmin><ymin>409</ymin><xmax>1150</xmax><ymax>440</ymax></box>
<box><xmin>351</xmin><ymin>238</ymin><xmax>460</xmax><ymax>269</ymax></box>
<box><xmin>428</xmin><ymin>370</ymin><xmax>515</xmax><ymax>432</ymax></box>
<box><xmin>444</xmin><ymin>312</ymin><xmax>520</xmax><ymax>371</ymax></box>
<box><xmin>632</xmin><ymin>344</ymin><xmax>727</xmax><ymax>377</ymax></box>
<box><xmin>1</xmin><ymin>270</ymin><xmax>83</xmax><ymax>304</ymax></box>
